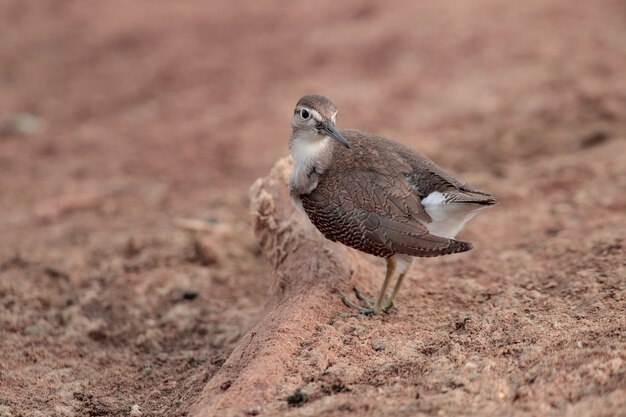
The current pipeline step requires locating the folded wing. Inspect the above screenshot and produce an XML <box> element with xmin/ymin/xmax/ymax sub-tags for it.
<box><xmin>301</xmin><ymin>168</ymin><xmax>473</xmax><ymax>258</ymax></box>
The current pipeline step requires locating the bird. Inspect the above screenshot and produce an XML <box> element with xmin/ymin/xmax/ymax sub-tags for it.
<box><xmin>288</xmin><ymin>94</ymin><xmax>497</xmax><ymax>315</ymax></box>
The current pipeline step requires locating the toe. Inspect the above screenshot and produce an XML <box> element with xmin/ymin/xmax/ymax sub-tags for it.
<box><xmin>338</xmin><ymin>292</ymin><xmax>377</xmax><ymax>315</ymax></box>
<box><xmin>382</xmin><ymin>298</ymin><xmax>395</xmax><ymax>312</ymax></box>
<box><xmin>353</xmin><ymin>287</ymin><xmax>374</xmax><ymax>306</ymax></box>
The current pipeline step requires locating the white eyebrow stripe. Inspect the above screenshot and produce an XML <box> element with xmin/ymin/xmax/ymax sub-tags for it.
<box><xmin>310</xmin><ymin>109</ymin><xmax>323</xmax><ymax>121</ymax></box>
<box><xmin>294</xmin><ymin>106</ymin><xmax>325</xmax><ymax>122</ymax></box>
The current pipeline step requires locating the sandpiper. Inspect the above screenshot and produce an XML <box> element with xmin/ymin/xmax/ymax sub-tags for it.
<box><xmin>288</xmin><ymin>94</ymin><xmax>497</xmax><ymax>315</ymax></box>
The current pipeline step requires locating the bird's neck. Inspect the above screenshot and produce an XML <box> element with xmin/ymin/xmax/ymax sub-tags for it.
<box><xmin>288</xmin><ymin>130</ymin><xmax>334</xmax><ymax>198</ymax></box>
<box><xmin>289</xmin><ymin>130</ymin><xmax>334</xmax><ymax>169</ymax></box>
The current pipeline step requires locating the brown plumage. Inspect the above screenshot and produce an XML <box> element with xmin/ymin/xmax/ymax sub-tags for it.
<box><xmin>301</xmin><ymin>129</ymin><xmax>496</xmax><ymax>258</ymax></box>
<box><xmin>288</xmin><ymin>95</ymin><xmax>497</xmax><ymax>314</ymax></box>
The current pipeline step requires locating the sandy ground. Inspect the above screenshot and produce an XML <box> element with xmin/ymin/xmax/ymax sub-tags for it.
<box><xmin>0</xmin><ymin>0</ymin><xmax>625</xmax><ymax>416</ymax></box>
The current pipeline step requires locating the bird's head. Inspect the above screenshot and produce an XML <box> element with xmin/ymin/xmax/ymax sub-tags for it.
<box><xmin>291</xmin><ymin>94</ymin><xmax>350</xmax><ymax>149</ymax></box>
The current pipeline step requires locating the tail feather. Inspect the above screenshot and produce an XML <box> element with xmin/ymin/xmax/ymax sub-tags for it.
<box><xmin>393</xmin><ymin>237</ymin><xmax>473</xmax><ymax>258</ymax></box>
<box><xmin>446</xmin><ymin>191</ymin><xmax>497</xmax><ymax>206</ymax></box>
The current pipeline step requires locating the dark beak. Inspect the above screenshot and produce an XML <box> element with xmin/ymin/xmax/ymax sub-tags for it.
<box><xmin>322</xmin><ymin>122</ymin><xmax>351</xmax><ymax>149</ymax></box>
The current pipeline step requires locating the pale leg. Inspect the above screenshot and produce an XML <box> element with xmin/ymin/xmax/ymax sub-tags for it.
<box><xmin>339</xmin><ymin>256</ymin><xmax>397</xmax><ymax>315</ymax></box>
<box><xmin>372</xmin><ymin>257</ymin><xmax>396</xmax><ymax>313</ymax></box>
<box><xmin>383</xmin><ymin>256</ymin><xmax>413</xmax><ymax>310</ymax></box>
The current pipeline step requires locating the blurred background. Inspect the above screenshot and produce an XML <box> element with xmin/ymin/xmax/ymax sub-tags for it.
<box><xmin>1</xmin><ymin>0</ymin><xmax>625</xmax><ymax>415</ymax></box>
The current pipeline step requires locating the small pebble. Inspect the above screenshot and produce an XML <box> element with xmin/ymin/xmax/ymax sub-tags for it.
<box><xmin>130</xmin><ymin>404</ymin><xmax>142</xmax><ymax>416</ymax></box>
<box><xmin>286</xmin><ymin>389</ymin><xmax>307</xmax><ymax>407</ymax></box>
<box><xmin>24</xmin><ymin>324</ymin><xmax>40</xmax><ymax>335</ymax></box>
<box><xmin>182</xmin><ymin>290</ymin><xmax>199</xmax><ymax>301</ymax></box>
<box><xmin>577</xmin><ymin>341</ymin><xmax>583</xmax><ymax>349</ymax></box>
<box><xmin>1</xmin><ymin>113</ymin><xmax>42</xmax><ymax>136</ymax></box>
<box><xmin>193</xmin><ymin>237</ymin><xmax>221</xmax><ymax>266</ymax></box>
<box><xmin>0</xmin><ymin>405</ymin><xmax>13</xmax><ymax>417</ymax></box>
<box><xmin>370</xmin><ymin>339</ymin><xmax>386</xmax><ymax>351</ymax></box>
<box><xmin>245</xmin><ymin>406</ymin><xmax>261</xmax><ymax>416</ymax></box>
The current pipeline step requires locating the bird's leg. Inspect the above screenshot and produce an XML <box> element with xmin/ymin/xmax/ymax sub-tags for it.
<box><xmin>371</xmin><ymin>256</ymin><xmax>396</xmax><ymax>314</ymax></box>
<box><xmin>383</xmin><ymin>257</ymin><xmax>413</xmax><ymax>310</ymax></box>
<box><xmin>339</xmin><ymin>256</ymin><xmax>397</xmax><ymax>315</ymax></box>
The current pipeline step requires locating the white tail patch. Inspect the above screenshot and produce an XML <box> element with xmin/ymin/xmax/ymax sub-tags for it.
<box><xmin>420</xmin><ymin>191</ymin><xmax>486</xmax><ymax>239</ymax></box>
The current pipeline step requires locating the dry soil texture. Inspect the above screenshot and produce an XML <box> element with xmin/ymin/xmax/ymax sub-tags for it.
<box><xmin>0</xmin><ymin>0</ymin><xmax>625</xmax><ymax>416</ymax></box>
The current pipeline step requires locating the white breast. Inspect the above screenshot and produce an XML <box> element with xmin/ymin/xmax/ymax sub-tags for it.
<box><xmin>420</xmin><ymin>191</ymin><xmax>485</xmax><ymax>239</ymax></box>
<box><xmin>288</xmin><ymin>134</ymin><xmax>330</xmax><ymax>213</ymax></box>
<box><xmin>290</xmin><ymin>134</ymin><xmax>329</xmax><ymax>167</ymax></box>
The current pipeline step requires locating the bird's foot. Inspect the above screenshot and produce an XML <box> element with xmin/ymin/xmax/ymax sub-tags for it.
<box><xmin>353</xmin><ymin>287</ymin><xmax>374</xmax><ymax>306</ymax></box>
<box><xmin>338</xmin><ymin>294</ymin><xmax>376</xmax><ymax>316</ymax></box>
<box><xmin>338</xmin><ymin>287</ymin><xmax>393</xmax><ymax>315</ymax></box>
<box><xmin>354</xmin><ymin>287</ymin><xmax>396</xmax><ymax>312</ymax></box>
<box><xmin>382</xmin><ymin>297</ymin><xmax>396</xmax><ymax>311</ymax></box>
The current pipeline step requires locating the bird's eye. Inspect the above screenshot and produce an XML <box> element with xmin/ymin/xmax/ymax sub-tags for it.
<box><xmin>300</xmin><ymin>109</ymin><xmax>310</xmax><ymax>119</ymax></box>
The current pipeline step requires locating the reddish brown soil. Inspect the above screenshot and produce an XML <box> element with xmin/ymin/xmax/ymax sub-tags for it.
<box><xmin>0</xmin><ymin>0</ymin><xmax>625</xmax><ymax>416</ymax></box>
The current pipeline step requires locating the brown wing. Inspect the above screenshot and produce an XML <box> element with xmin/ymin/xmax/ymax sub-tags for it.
<box><xmin>389</xmin><ymin>138</ymin><xmax>497</xmax><ymax>201</ymax></box>
<box><xmin>301</xmin><ymin>169</ymin><xmax>472</xmax><ymax>258</ymax></box>
<box><xmin>338</xmin><ymin>129</ymin><xmax>497</xmax><ymax>202</ymax></box>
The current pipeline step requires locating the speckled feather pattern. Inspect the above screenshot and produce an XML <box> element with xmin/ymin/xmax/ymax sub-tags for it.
<box><xmin>300</xmin><ymin>129</ymin><xmax>496</xmax><ymax>258</ymax></box>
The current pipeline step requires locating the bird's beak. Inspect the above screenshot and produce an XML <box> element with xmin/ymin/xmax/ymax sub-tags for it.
<box><xmin>322</xmin><ymin>122</ymin><xmax>351</xmax><ymax>149</ymax></box>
